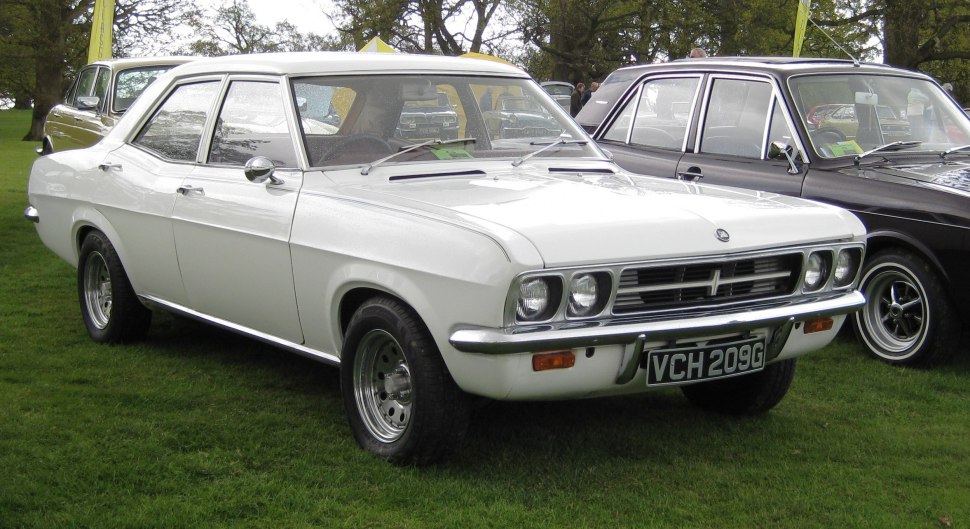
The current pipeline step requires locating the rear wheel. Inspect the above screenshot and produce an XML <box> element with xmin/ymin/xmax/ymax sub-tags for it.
<box><xmin>340</xmin><ymin>295</ymin><xmax>469</xmax><ymax>465</ymax></box>
<box><xmin>681</xmin><ymin>359</ymin><xmax>796</xmax><ymax>415</ymax></box>
<box><xmin>77</xmin><ymin>231</ymin><xmax>151</xmax><ymax>343</ymax></box>
<box><xmin>853</xmin><ymin>249</ymin><xmax>956</xmax><ymax>366</ymax></box>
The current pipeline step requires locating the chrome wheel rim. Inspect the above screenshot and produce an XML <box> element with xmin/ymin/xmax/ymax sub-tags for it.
<box><xmin>859</xmin><ymin>264</ymin><xmax>928</xmax><ymax>357</ymax></box>
<box><xmin>353</xmin><ymin>329</ymin><xmax>412</xmax><ymax>443</ymax></box>
<box><xmin>83</xmin><ymin>251</ymin><xmax>112</xmax><ymax>330</ymax></box>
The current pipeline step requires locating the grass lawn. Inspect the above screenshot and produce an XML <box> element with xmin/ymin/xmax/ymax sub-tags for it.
<box><xmin>1</xmin><ymin>108</ymin><xmax>968</xmax><ymax>528</ymax></box>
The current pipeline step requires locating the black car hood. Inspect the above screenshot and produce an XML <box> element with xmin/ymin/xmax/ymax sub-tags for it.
<box><xmin>853</xmin><ymin>159</ymin><xmax>970</xmax><ymax>196</ymax></box>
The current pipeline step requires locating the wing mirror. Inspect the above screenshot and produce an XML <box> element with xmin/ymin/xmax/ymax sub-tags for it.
<box><xmin>76</xmin><ymin>96</ymin><xmax>100</xmax><ymax>111</ymax></box>
<box><xmin>244</xmin><ymin>156</ymin><xmax>284</xmax><ymax>185</ymax></box>
<box><xmin>768</xmin><ymin>141</ymin><xmax>801</xmax><ymax>175</ymax></box>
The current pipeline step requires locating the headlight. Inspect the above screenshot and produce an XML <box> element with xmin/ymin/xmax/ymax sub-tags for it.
<box><xmin>803</xmin><ymin>252</ymin><xmax>830</xmax><ymax>291</ymax></box>
<box><xmin>833</xmin><ymin>248</ymin><xmax>860</xmax><ymax>287</ymax></box>
<box><xmin>568</xmin><ymin>274</ymin><xmax>599</xmax><ymax>316</ymax></box>
<box><xmin>517</xmin><ymin>277</ymin><xmax>554</xmax><ymax>321</ymax></box>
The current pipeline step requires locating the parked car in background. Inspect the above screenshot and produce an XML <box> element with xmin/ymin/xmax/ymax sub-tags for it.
<box><xmin>397</xmin><ymin>91</ymin><xmax>459</xmax><ymax>140</ymax></box>
<box><xmin>483</xmin><ymin>95</ymin><xmax>562</xmax><ymax>139</ymax></box>
<box><xmin>540</xmin><ymin>81</ymin><xmax>573</xmax><ymax>111</ymax></box>
<box><xmin>26</xmin><ymin>53</ymin><xmax>865</xmax><ymax>464</ymax></box>
<box><xmin>41</xmin><ymin>56</ymin><xmax>193</xmax><ymax>154</ymax></box>
<box><xmin>588</xmin><ymin>57</ymin><xmax>970</xmax><ymax>366</ymax></box>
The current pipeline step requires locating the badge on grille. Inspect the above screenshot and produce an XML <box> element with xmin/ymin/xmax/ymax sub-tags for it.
<box><xmin>715</xmin><ymin>228</ymin><xmax>730</xmax><ymax>242</ymax></box>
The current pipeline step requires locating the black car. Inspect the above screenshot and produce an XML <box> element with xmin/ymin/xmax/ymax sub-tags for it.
<box><xmin>583</xmin><ymin>57</ymin><xmax>970</xmax><ymax>366</ymax></box>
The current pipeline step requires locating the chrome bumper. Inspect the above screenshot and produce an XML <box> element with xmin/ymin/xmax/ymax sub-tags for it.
<box><xmin>23</xmin><ymin>205</ymin><xmax>39</xmax><ymax>223</ymax></box>
<box><xmin>449</xmin><ymin>290</ymin><xmax>864</xmax><ymax>355</ymax></box>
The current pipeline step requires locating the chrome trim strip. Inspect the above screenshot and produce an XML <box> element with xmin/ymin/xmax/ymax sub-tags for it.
<box><xmin>24</xmin><ymin>205</ymin><xmax>39</xmax><ymax>223</ymax></box>
<box><xmin>451</xmin><ymin>290</ymin><xmax>864</xmax><ymax>355</ymax></box>
<box><xmin>139</xmin><ymin>295</ymin><xmax>340</xmax><ymax>366</ymax></box>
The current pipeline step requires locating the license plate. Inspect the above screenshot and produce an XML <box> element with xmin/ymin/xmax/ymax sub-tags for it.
<box><xmin>418</xmin><ymin>126</ymin><xmax>440</xmax><ymax>136</ymax></box>
<box><xmin>646</xmin><ymin>336</ymin><xmax>766</xmax><ymax>386</ymax></box>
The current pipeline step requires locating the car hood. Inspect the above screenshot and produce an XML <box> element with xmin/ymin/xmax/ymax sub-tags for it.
<box><xmin>854</xmin><ymin>158</ymin><xmax>970</xmax><ymax>195</ymax></box>
<box><xmin>332</xmin><ymin>163</ymin><xmax>863</xmax><ymax>267</ymax></box>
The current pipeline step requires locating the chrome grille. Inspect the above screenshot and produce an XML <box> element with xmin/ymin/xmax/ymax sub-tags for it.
<box><xmin>613</xmin><ymin>254</ymin><xmax>802</xmax><ymax>314</ymax></box>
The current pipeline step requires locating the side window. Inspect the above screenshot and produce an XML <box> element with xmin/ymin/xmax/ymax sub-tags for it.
<box><xmin>72</xmin><ymin>67</ymin><xmax>99</xmax><ymax>107</ymax></box>
<box><xmin>113</xmin><ymin>66</ymin><xmax>173</xmax><ymax>113</ymax></box>
<box><xmin>133</xmin><ymin>81</ymin><xmax>221</xmax><ymax>162</ymax></box>
<box><xmin>700</xmin><ymin>78</ymin><xmax>772</xmax><ymax>158</ymax></box>
<box><xmin>93</xmin><ymin>67</ymin><xmax>111</xmax><ymax>113</ymax></box>
<box><xmin>209</xmin><ymin>81</ymin><xmax>298</xmax><ymax>167</ymax></box>
<box><xmin>602</xmin><ymin>77</ymin><xmax>699</xmax><ymax>149</ymax></box>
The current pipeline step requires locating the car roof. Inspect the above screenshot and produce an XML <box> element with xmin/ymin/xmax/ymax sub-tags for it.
<box><xmin>611</xmin><ymin>56</ymin><xmax>931</xmax><ymax>79</ymax></box>
<box><xmin>167</xmin><ymin>52</ymin><xmax>530</xmax><ymax>78</ymax></box>
<box><xmin>88</xmin><ymin>56</ymin><xmax>197</xmax><ymax>70</ymax></box>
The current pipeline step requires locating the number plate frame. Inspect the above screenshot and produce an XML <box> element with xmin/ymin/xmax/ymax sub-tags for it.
<box><xmin>645</xmin><ymin>336</ymin><xmax>767</xmax><ymax>387</ymax></box>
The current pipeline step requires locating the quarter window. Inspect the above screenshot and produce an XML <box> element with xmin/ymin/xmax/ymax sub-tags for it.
<box><xmin>209</xmin><ymin>81</ymin><xmax>298</xmax><ymax>167</ymax></box>
<box><xmin>133</xmin><ymin>81</ymin><xmax>221</xmax><ymax>162</ymax></box>
<box><xmin>700</xmin><ymin>78</ymin><xmax>772</xmax><ymax>158</ymax></box>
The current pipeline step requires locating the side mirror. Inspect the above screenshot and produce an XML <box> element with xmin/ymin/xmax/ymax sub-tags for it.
<box><xmin>76</xmin><ymin>96</ymin><xmax>100</xmax><ymax>111</ymax></box>
<box><xmin>768</xmin><ymin>141</ymin><xmax>801</xmax><ymax>175</ymax></box>
<box><xmin>244</xmin><ymin>156</ymin><xmax>283</xmax><ymax>185</ymax></box>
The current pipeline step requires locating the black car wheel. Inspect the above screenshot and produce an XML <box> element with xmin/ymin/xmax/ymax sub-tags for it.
<box><xmin>681</xmin><ymin>359</ymin><xmax>796</xmax><ymax>415</ymax></box>
<box><xmin>340</xmin><ymin>295</ymin><xmax>469</xmax><ymax>465</ymax></box>
<box><xmin>77</xmin><ymin>230</ymin><xmax>152</xmax><ymax>343</ymax></box>
<box><xmin>853</xmin><ymin>249</ymin><xmax>957</xmax><ymax>366</ymax></box>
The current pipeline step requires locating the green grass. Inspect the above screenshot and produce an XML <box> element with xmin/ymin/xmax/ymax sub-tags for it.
<box><xmin>1</xmin><ymin>108</ymin><xmax>968</xmax><ymax>528</ymax></box>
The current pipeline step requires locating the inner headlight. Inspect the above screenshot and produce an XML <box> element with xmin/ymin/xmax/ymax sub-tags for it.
<box><xmin>568</xmin><ymin>274</ymin><xmax>599</xmax><ymax>316</ymax></box>
<box><xmin>833</xmin><ymin>248</ymin><xmax>860</xmax><ymax>287</ymax></box>
<box><xmin>803</xmin><ymin>252</ymin><xmax>830</xmax><ymax>291</ymax></box>
<box><xmin>517</xmin><ymin>278</ymin><xmax>553</xmax><ymax>321</ymax></box>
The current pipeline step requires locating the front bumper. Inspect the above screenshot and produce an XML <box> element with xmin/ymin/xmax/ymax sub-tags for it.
<box><xmin>450</xmin><ymin>290</ymin><xmax>864</xmax><ymax>355</ymax></box>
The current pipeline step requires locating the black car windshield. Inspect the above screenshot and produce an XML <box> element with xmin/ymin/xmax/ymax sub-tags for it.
<box><xmin>291</xmin><ymin>75</ymin><xmax>598</xmax><ymax>168</ymax></box>
<box><xmin>790</xmin><ymin>73</ymin><xmax>970</xmax><ymax>159</ymax></box>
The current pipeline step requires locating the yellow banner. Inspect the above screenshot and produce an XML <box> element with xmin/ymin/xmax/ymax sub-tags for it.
<box><xmin>87</xmin><ymin>0</ymin><xmax>115</xmax><ymax>63</ymax></box>
<box><xmin>792</xmin><ymin>0</ymin><xmax>811</xmax><ymax>57</ymax></box>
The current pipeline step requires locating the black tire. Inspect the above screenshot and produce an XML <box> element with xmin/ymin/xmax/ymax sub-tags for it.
<box><xmin>340</xmin><ymin>296</ymin><xmax>470</xmax><ymax>465</ymax></box>
<box><xmin>852</xmin><ymin>248</ymin><xmax>957</xmax><ymax>366</ymax></box>
<box><xmin>681</xmin><ymin>359</ymin><xmax>796</xmax><ymax>415</ymax></box>
<box><xmin>77</xmin><ymin>231</ymin><xmax>151</xmax><ymax>343</ymax></box>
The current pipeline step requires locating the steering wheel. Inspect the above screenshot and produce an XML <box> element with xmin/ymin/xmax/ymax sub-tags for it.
<box><xmin>322</xmin><ymin>134</ymin><xmax>394</xmax><ymax>162</ymax></box>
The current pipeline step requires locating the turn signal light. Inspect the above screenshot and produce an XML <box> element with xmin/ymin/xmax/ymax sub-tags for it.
<box><xmin>532</xmin><ymin>351</ymin><xmax>576</xmax><ymax>371</ymax></box>
<box><xmin>803</xmin><ymin>318</ymin><xmax>834</xmax><ymax>334</ymax></box>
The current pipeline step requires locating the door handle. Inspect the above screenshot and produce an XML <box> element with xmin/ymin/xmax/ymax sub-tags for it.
<box><xmin>98</xmin><ymin>163</ymin><xmax>122</xmax><ymax>172</ymax></box>
<box><xmin>177</xmin><ymin>185</ymin><xmax>205</xmax><ymax>196</ymax></box>
<box><xmin>677</xmin><ymin>167</ymin><xmax>703</xmax><ymax>181</ymax></box>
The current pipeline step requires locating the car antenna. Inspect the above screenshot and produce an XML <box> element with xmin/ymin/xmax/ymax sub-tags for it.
<box><xmin>807</xmin><ymin>16</ymin><xmax>861</xmax><ymax>67</ymax></box>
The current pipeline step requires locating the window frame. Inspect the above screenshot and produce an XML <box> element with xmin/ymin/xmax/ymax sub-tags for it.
<box><xmin>600</xmin><ymin>73</ymin><xmax>704</xmax><ymax>152</ymax></box>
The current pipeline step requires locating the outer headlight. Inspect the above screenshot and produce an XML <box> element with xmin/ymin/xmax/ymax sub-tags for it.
<box><xmin>568</xmin><ymin>274</ymin><xmax>599</xmax><ymax>316</ymax></box>
<box><xmin>803</xmin><ymin>252</ymin><xmax>831</xmax><ymax>291</ymax></box>
<box><xmin>833</xmin><ymin>248</ymin><xmax>861</xmax><ymax>287</ymax></box>
<box><xmin>517</xmin><ymin>277</ymin><xmax>554</xmax><ymax>321</ymax></box>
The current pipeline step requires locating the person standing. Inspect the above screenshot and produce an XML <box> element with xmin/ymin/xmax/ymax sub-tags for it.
<box><xmin>570</xmin><ymin>82</ymin><xmax>586</xmax><ymax>117</ymax></box>
<box><xmin>581</xmin><ymin>81</ymin><xmax>598</xmax><ymax>106</ymax></box>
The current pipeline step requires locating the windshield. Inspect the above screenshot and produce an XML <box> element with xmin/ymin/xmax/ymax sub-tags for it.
<box><xmin>291</xmin><ymin>75</ymin><xmax>599</xmax><ymax>168</ymax></box>
<box><xmin>789</xmin><ymin>73</ymin><xmax>970</xmax><ymax>159</ymax></box>
<box><xmin>112</xmin><ymin>65</ymin><xmax>178</xmax><ymax>113</ymax></box>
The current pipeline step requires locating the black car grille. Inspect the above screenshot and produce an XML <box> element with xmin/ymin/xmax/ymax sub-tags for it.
<box><xmin>613</xmin><ymin>253</ymin><xmax>802</xmax><ymax>314</ymax></box>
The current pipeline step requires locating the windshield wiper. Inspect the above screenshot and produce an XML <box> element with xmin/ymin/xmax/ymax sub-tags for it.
<box><xmin>854</xmin><ymin>140</ymin><xmax>922</xmax><ymax>166</ymax></box>
<box><xmin>940</xmin><ymin>144</ymin><xmax>970</xmax><ymax>159</ymax></box>
<box><xmin>512</xmin><ymin>138</ymin><xmax>588</xmax><ymax>167</ymax></box>
<box><xmin>361</xmin><ymin>137</ymin><xmax>476</xmax><ymax>175</ymax></box>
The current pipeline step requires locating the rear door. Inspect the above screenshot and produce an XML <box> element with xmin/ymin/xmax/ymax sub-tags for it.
<box><xmin>594</xmin><ymin>75</ymin><xmax>702</xmax><ymax>178</ymax></box>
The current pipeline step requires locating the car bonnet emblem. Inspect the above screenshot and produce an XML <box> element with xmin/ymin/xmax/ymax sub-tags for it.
<box><xmin>715</xmin><ymin>228</ymin><xmax>730</xmax><ymax>242</ymax></box>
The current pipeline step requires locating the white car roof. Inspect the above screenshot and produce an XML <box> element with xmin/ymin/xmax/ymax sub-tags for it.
<box><xmin>167</xmin><ymin>52</ymin><xmax>529</xmax><ymax>79</ymax></box>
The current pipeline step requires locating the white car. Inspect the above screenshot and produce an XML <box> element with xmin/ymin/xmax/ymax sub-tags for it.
<box><xmin>25</xmin><ymin>52</ymin><xmax>866</xmax><ymax>465</ymax></box>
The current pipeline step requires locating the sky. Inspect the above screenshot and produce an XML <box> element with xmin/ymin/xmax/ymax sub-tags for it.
<box><xmin>241</xmin><ymin>0</ymin><xmax>337</xmax><ymax>35</ymax></box>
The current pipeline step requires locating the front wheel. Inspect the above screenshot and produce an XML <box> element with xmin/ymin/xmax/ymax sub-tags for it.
<box><xmin>681</xmin><ymin>359</ymin><xmax>796</xmax><ymax>415</ymax></box>
<box><xmin>77</xmin><ymin>230</ymin><xmax>151</xmax><ymax>343</ymax></box>
<box><xmin>852</xmin><ymin>249</ymin><xmax>956</xmax><ymax>366</ymax></box>
<box><xmin>340</xmin><ymin>296</ymin><xmax>469</xmax><ymax>465</ymax></box>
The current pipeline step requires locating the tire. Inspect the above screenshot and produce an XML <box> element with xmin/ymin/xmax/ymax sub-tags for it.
<box><xmin>77</xmin><ymin>231</ymin><xmax>151</xmax><ymax>343</ymax></box>
<box><xmin>340</xmin><ymin>296</ymin><xmax>470</xmax><ymax>465</ymax></box>
<box><xmin>852</xmin><ymin>249</ymin><xmax>957</xmax><ymax>366</ymax></box>
<box><xmin>681</xmin><ymin>359</ymin><xmax>796</xmax><ymax>415</ymax></box>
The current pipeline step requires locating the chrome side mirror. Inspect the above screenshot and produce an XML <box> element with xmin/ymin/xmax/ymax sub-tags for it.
<box><xmin>76</xmin><ymin>96</ymin><xmax>100</xmax><ymax>111</ymax></box>
<box><xmin>768</xmin><ymin>141</ymin><xmax>801</xmax><ymax>175</ymax></box>
<box><xmin>244</xmin><ymin>156</ymin><xmax>283</xmax><ymax>185</ymax></box>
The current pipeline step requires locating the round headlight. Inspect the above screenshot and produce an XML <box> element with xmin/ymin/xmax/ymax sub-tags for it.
<box><xmin>833</xmin><ymin>249</ymin><xmax>858</xmax><ymax>287</ymax></box>
<box><xmin>517</xmin><ymin>278</ymin><xmax>552</xmax><ymax>321</ymax></box>
<box><xmin>568</xmin><ymin>273</ymin><xmax>599</xmax><ymax>316</ymax></box>
<box><xmin>803</xmin><ymin>252</ymin><xmax>829</xmax><ymax>291</ymax></box>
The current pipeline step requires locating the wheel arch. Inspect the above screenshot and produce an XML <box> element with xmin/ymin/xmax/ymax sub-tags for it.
<box><xmin>71</xmin><ymin>208</ymin><xmax>131</xmax><ymax>271</ymax></box>
<box><xmin>865</xmin><ymin>229</ymin><xmax>949</xmax><ymax>285</ymax></box>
